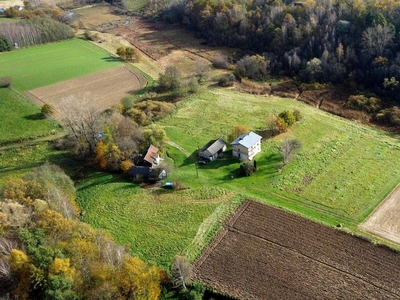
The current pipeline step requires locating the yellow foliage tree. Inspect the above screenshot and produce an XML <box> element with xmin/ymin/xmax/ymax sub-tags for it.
<box><xmin>116</xmin><ymin>257</ymin><xmax>160</xmax><ymax>300</ymax></box>
<box><xmin>228</xmin><ymin>124</ymin><xmax>250</xmax><ymax>142</ymax></box>
<box><xmin>37</xmin><ymin>210</ymin><xmax>72</xmax><ymax>241</ymax></box>
<box><xmin>10</xmin><ymin>249</ymin><xmax>29</xmax><ymax>271</ymax></box>
<box><xmin>49</xmin><ymin>258</ymin><xmax>75</xmax><ymax>281</ymax></box>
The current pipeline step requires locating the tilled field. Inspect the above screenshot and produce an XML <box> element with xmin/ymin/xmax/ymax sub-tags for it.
<box><xmin>26</xmin><ymin>65</ymin><xmax>146</xmax><ymax>111</ymax></box>
<box><xmin>193</xmin><ymin>200</ymin><xmax>400</xmax><ymax>300</ymax></box>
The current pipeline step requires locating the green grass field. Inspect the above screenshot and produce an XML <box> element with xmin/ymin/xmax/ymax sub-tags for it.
<box><xmin>122</xmin><ymin>0</ymin><xmax>148</xmax><ymax>11</ymax></box>
<box><xmin>0</xmin><ymin>39</ymin><xmax>122</xmax><ymax>91</ymax></box>
<box><xmin>75</xmin><ymin>87</ymin><xmax>400</xmax><ymax>267</ymax></box>
<box><xmin>0</xmin><ymin>88</ymin><xmax>60</xmax><ymax>143</ymax></box>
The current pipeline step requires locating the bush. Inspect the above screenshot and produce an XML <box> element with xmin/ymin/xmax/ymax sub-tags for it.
<box><xmin>278</xmin><ymin>110</ymin><xmax>296</xmax><ymax>126</ymax></box>
<box><xmin>374</xmin><ymin>106</ymin><xmax>400</xmax><ymax>126</ymax></box>
<box><xmin>273</xmin><ymin>117</ymin><xmax>289</xmax><ymax>135</ymax></box>
<box><xmin>345</xmin><ymin>95</ymin><xmax>381</xmax><ymax>113</ymax></box>
<box><xmin>218</xmin><ymin>73</ymin><xmax>236</xmax><ymax>87</ymax></box>
<box><xmin>0</xmin><ymin>76</ymin><xmax>13</xmax><ymax>88</ymax></box>
<box><xmin>235</xmin><ymin>54</ymin><xmax>270</xmax><ymax>80</ymax></box>
<box><xmin>41</xmin><ymin>103</ymin><xmax>54</xmax><ymax>118</ymax></box>
<box><xmin>212</xmin><ymin>55</ymin><xmax>229</xmax><ymax>69</ymax></box>
<box><xmin>188</xmin><ymin>78</ymin><xmax>199</xmax><ymax>93</ymax></box>
<box><xmin>293</xmin><ymin>109</ymin><xmax>303</xmax><ymax>121</ymax></box>
<box><xmin>0</xmin><ymin>36</ymin><xmax>11</xmax><ymax>52</ymax></box>
<box><xmin>239</xmin><ymin>161</ymin><xmax>255</xmax><ymax>176</ymax></box>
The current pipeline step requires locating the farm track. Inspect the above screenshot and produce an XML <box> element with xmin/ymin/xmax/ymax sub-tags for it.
<box><xmin>166</xmin><ymin>140</ymin><xmax>191</xmax><ymax>157</ymax></box>
<box><xmin>193</xmin><ymin>200</ymin><xmax>400</xmax><ymax>300</ymax></box>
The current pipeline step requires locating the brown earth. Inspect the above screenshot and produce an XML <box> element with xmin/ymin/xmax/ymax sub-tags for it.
<box><xmin>25</xmin><ymin>65</ymin><xmax>146</xmax><ymax>110</ymax></box>
<box><xmin>360</xmin><ymin>184</ymin><xmax>400</xmax><ymax>244</ymax></box>
<box><xmin>193</xmin><ymin>200</ymin><xmax>400</xmax><ymax>300</ymax></box>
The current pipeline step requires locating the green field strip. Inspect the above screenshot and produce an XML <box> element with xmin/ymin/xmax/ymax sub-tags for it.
<box><xmin>0</xmin><ymin>39</ymin><xmax>122</xmax><ymax>91</ymax></box>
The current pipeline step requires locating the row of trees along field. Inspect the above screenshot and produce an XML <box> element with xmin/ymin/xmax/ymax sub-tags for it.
<box><xmin>162</xmin><ymin>0</ymin><xmax>400</xmax><ymax>104</ymax></box>
<box><xmin>0</xmin><ymin>163</ymin><xmax>162</xmax><ymax>299</ymax></box>
<box><xmin>0</xmin><ymin>6</ymin><xmax>74</xmax><ymax>50</ymax></box>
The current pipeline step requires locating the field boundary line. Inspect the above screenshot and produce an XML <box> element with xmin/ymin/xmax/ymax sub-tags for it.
<box><xmin>227</xmin><ymin>224</ymin><xmax>400</xmax><ymax>297</ymax></box>
<box><xmin>166</xmin><ymin>141</ymin><xmax>191</xmax><ymax>157</ymax></box>
<box><xmin>225</xmin><ymin>199</ymin><xmax>251</xmax><ymax>227</ymax></box>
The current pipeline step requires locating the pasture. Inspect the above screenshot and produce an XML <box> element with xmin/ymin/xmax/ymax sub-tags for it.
<box><xmin>0</xmin><ymin>88</ymin><xmax>59</xmax><ymax>143</ymax></box>
<box><xmin>159</xmin><ymin>88</ymin><xmax>400</xmax><ymax>225</ymax></box>
<box><xmin>0</xmin><ymin>39</ymin><xmax>122</xmax><ymax>91</ymax></box>
<box><xmin>193</xmin><ymin>200</ymin><xmax>400</xmax><ymax>299</ymax></box>
<box><xmin>76</xmin><ymin>172</ymin><xmax>240</xmax><ymax>268</ymax></box>
<box><xmin>26</xmin><ymin>65</ymin><xmax>147</xmax><ymax>110</ymax></box>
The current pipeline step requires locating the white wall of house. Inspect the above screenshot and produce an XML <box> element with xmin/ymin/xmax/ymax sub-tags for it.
<box><xmin>232</xmin><ymin>141</ymin><xmax>261</xmax><ymax>160</ymax></box>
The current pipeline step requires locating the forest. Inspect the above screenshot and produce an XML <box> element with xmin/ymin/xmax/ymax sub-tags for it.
<box><xmin>162</xmin><ymin>0</ymin><xmax>400</xmax><ymax>123</ymax></box>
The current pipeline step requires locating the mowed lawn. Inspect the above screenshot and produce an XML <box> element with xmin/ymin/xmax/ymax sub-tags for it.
<box><xmin>0</xmin><ymin>39</ymin><xmax>122</xmax><ymax>91</ymax></box>
<box><xmin>76</xmin><ymin>87</ymin><xmax>400</xmax><ymax>267</ymax></box>
<box><xmin>0</xmin><ymin>88</ymin><xmax>59</xmax><ymax>143</ymax></box>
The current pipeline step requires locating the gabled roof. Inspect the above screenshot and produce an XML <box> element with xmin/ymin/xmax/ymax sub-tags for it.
<box><xmin>200</xmin><ymin>138</ymin><xmax>226</xmax><ymax>156</ymax></box>
<box><xmin>143</xmin><ymin>145</ymin><xmax>159</xmax><ymax>165</ymax></box>
<box><xmin>231</xmin><ymin>131</ymin><xmax>262</xmax><ymax>149</ymax></box>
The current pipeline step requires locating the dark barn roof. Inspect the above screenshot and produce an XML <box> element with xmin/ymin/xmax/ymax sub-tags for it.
<box><xmin>199</xmin><ymin>138</ymin><xmax>226</xmax><ymax>157</ymax></box>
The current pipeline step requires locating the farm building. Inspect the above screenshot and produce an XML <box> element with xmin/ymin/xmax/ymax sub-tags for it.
<box><xmin>0</xmin><ymin>8</ymin><xmax>4</xmax><ymax>14</ymax></box>
<box><xmin>136</xmin><ymin>144</ymin><xmax>161</xmax><ymax>167</ymax></box>
<box><xmin>129</xmin><ymin>166</ymin><xmax>166</xmax><ymax>182</ymax></box>
<box><xmin>198</xmin><ymin>138</ymin><xmax>227</xmax><ymax>161</ymax></box>
<box><xmin>231</xmin><ymin>131</ymin><xmax>262</xmax><ymax>160</ymax></box>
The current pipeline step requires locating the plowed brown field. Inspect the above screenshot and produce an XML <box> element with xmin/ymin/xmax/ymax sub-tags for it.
<box><xmin>25</xmin><ymin>65</ymin><xmax>146</xmax><ymax>110</ymax></box>
<box><xmin>193</xmin><ymin>200</ymin><xmax>400</xmax><ymax>300</ymax></box>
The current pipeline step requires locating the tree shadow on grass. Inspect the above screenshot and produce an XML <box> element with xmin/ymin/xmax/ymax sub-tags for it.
<box><xmin>24</xmin><ymin>113</ymin><xmax>43</xmax><ymax>120</ymax></box>
<box><xmin>101</xmin><ymin>56</ymin><xmax>121</xmax><ymax>63</ymax></box>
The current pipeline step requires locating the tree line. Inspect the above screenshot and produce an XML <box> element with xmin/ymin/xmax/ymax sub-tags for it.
<box><xmin>162</xmin><ymin>0</ymin><xmax>400</xmax><ymax>112</ymax></box>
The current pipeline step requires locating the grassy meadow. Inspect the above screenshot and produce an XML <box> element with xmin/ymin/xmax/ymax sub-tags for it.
<box><xmin>75</xmin><ymin>87</ymin><xmax>400</xmax><ymax>267</ymax></box>
<box><xmin>0</xmin><ymin>88</ymin><xmax>60</xmax><ymax>143</ymax></box>
<box><xmin>0</xmin><ymin>39</ymin><xmax>122</xmax><ymax>91</ymax></box>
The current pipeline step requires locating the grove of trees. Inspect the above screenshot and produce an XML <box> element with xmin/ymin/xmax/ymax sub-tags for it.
<box><xmin>162</xmin><ymin>0</ymin><xmax>400</xmax><ymax>109</ymax></box>
<box><xmin>0</xmin><ymin>163</ymin><xmax>162</xmax><ymax>299</ymax></box>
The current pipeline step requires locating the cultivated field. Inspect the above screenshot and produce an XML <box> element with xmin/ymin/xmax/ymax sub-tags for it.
<box><xmin>26</xmin><ymin>65</ymin><xmax>146</xmax><ymax>110</ymax></box>
<box><xmin>193</xmin><ymin>200</ymin><xmax>400</xmax><ymax>300</ymax></box>
<box><xmin>0</xmin><ymin>39</ymin><xmax>122</xmax><ymax>91</ymax></box>
<box><xmin>360</xmin><ymin>184</ymin><xmax>400</xmax><ymax>244</ymax></box>
<box><xmin>0</xmin><ymin>88</ymin><xmax>59</xmax><ymax>143</ymax></box>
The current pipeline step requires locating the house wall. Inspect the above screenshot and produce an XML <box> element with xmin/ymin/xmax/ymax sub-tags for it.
<box><xmin>232</xmin><ymin>140</ymin><xmax>261</xmax><ymax>160</ymax></box>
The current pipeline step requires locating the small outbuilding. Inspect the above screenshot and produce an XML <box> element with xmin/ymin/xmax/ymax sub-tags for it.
<box><xmin>231</xmin><ymin>131</ymin><xmax>262</xmax><ymax>161</ymax></box>
<box><xmin>198</xmin><ymin>138</ymin><xmax>227</xmax><ymax>161</ymax></box>
<box><xmin>129</xmin><ymin>166</ymin><xmax>166</xmax><ymax>182</ymax></box>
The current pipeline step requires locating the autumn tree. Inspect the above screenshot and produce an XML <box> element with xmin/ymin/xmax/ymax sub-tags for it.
<box><xmin>171</xmin><ymin>255</ymin><xmax>190</xmax><ymax>291</ymax></box>
<box><xmin>228</xmin><ymin>124</ymin><xmax>249</xmax><ymax>142</ymax></box>
<box><xmin>142</xmin><ymin>124</ymin><xmax>168</xmax><ymax>151</ymax></box>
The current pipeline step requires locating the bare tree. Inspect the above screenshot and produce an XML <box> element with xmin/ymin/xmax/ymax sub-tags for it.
<box><xmin>0</xmin><ymin>239</ymin><xmax>18</xmax><ymax>256</ymax></box>
<box><xmin>171</xmin><ymin>255</ymin><xmax>191</xmax><ymax>291</ymax></box>
<box><xmin>54</xmin><ymin>95</ymin><xmax>103</xmax><ymax>156</ymax></box>
<box><xmin>362</xmin><ymin>25</ymin><xmax>394</xmax><ymax>58</ymax></box>
<box><xmin>280</xmin><ymin>138</ymin><xmax>301</xmax><ymax>164</ymax></box>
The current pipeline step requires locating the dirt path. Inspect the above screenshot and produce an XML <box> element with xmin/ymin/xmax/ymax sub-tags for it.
<box><xmin>0</xmin><ymin>131</ymin><xmax>67</xmax><ymax>150</ymax></box>
<box><xmin>166</xmin><ymin>140</ymin><xmax>191</xmax><ymax>157</ymax></box>
<box><xmin>359</xmin><ymin>183</ymin><xmax>400</xmax><ymax>244</ymax></box>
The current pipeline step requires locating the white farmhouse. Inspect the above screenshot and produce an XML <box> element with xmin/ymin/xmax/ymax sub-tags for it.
<box><xmin>231</xmin><ymin>131</ymin><xmax>262</xmax><ymax>160</ymax></box>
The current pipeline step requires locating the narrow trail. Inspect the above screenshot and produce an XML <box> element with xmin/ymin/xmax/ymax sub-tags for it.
<box><xmin>0</xmin><ymin>132</ymin><xmax>67</xmax><ymax>151</ymax></box>
<box><xmin>166</xmin><ymin>140</ymin><xmax>191</xmax><ymax>157</ymax></box>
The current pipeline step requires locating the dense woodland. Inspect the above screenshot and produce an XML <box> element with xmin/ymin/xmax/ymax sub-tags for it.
<box><xmin>162</xmin><ymin>0</ymin><xmax>400</xmax><ymax>119</ymax></box>
<box><xmin>0</xmin><ymin>163</ymin><xmax>163</xmax><ymax>299</ymax></box>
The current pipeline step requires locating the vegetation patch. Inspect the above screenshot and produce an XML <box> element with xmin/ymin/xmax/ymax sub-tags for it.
<box><xmin>76</xmin><ymin>172</ymin><xmax>228</xmax><ymax>268</ymax></box>
<box><xmin>0</xmin><ymin>88</ymin><xmax>59</xmax><ymax>143</ymax></box>
<box><xmin>0</xmin><ymin>39</ymin><xmax>122</xmax><ymax>91</ymax></box>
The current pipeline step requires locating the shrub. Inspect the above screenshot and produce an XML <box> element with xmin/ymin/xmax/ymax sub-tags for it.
<box><xmin>235</xmin><ymin>54</ymin><xmax>270</xmax><ymax>80</ymax></box>
<box><xmin>278</xmin><ymin>110</ymin><xmax>296</xmax><ymax>126</ymax></box>
<box><xmin>212</xmin><ymin>55</ymin><xmax>229</xmax><ymax>69</ymax></box>
<box><xmin>374</xmin><ymin>106</ymin><xmax>400</xmax><ymax>126</ymax></box>
<box><xmin>239</xmin><ymin>161</ymin><xmax>255</xmax><ymax>177</ymax></box>
<box><xmin>0</xmin><ymin>36</ymin><xmax>11</xmax><ymax>52</ymax></box>
<box><xmin>0</xmin><ymin>76</ymin><xmax>13</xmax><ymax>88</ymax></box>
<box><xmin>188</xmin><ymin>78</ymin><xmax>199</xmax><ymax>93</ymax></box>
<box><xmin>345</xmin><ymin>95</ymin><xmax>381</xmax><ymax>113</ymax></box>
<box><xmin>218</xmin><ymin>73</ymin><xmax>236</xmax><ymax>87</ymax></box>
<box><xmin>41</xmin><ymin>103</ymin><xmax>54</xmax><ymax>118</ymax></box>
<box><xmin>273</xmin><ymin>117</ymin><xmax>289</xmax><ymax>135</ymax></box>
<box><xmin>293</xmin><ymin>109</ymin><xmax>303</xmax><ymax>121</ymax></box>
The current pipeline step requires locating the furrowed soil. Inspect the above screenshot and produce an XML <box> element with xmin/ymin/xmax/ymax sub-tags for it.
<box><xmin>193</xmin><ymin>200</ymin><xmax>400</xmax><ymax>300</ymax></box>
<box><xmin>25</xmin><ymin>65</ymin><xmax>146</xmax><ymax>110</ymax></box>
<box><xmin>360</xmin><ymin>184</ymin><xmax>400</xmax><ymax>244</ymax></box>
